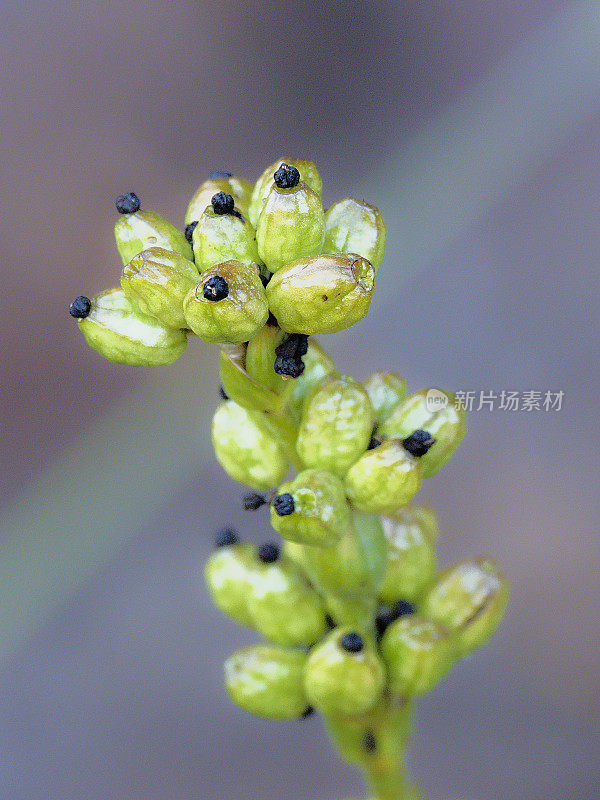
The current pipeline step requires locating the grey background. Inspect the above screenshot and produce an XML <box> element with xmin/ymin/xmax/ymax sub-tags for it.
<box><xmin>1</xmin><ymin>2</ymin><xmax>599</xmax><ymax>799</ymax></box>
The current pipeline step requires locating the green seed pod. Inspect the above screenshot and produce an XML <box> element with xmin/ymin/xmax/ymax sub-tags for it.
<box><xmin>224</xmin><ymin>645</ymin><xmax>309</xmax><ymax>720</ymax></box>
<box><xmin>378</xmin><ymin>506</ymin><xmax>438</xmax><ymax>604</ymax></box>
<box><xmin>266</xmin><ymin>253</ymin><xmax>375</xmax><ymax>335</ymax></box>
<box><xmin>301</xmin><ymin>511</ymin><xmax>387</xmax><ymax>601</ymax></box>
<box><xmin>287</xmin><ymin>340</ymin><xmax>336</xmax><ymax>421</ymax></box>
<box><xmin>219</xmin><ymin>345</ymin><xmax>285</xmax><ymax>414</ymax></box>
<box><xmin>324</xmin><ymin>198</ymin><xmax>386</xmax><ymax>273</ymax></box>
<box><xmin>420</xmin><ymin>559</ymin><xmax>509</xmax><ymax>656</ymax></box>
<box><xmin>364</xmin><ymin>372</ymin><xmax>407</xmax><ymax>426</ymax></box>
<box><xmin>344</xmin><ymin>440</ymin><xmax>423</xmax><ymax>515</ymax></box>
<box><xmin>204</xmin><ymin>543</ymin><xmax>258</xmax><ymax>627</ymax></box>
<box><xmin>185</xmin><ymin>175</ymin><xmax>252</xmax><ymax>224</ymax></box>
<box><xmin>183</xmin><ymin>260</ymin><xmax>269</xmax><ymax>343</ymax></box>
<box><xmin>297</xmin><ymin>374</ymin><xmax>373</xmax><ymax>478</ymax></box>
<box><xmin>78</xmin><ymin>288</ymin><xmax>187</xmax><ymax>365</ymax></box>
<box><xmin>270</xmin><ymin>469</ymin><xmax>349</xmax><ymax>546</ymax></box>
<box><xmin>191</xmin><ymin>207</ymin><xmax>260</xmax><ymax>274</ymax></box>
<box><xmin>378</xmin><ymin>389</ymin><xmax>466</xmax><ymax>478</ymax></box>
<box><xmin>303</xmin><ymin>627</ymin><xmax>385</xmax><ymax>717</ymax></box>
<box><xmin>256</xmin><ymin>182</ymin><xmax>325</xmax><ymax>273</ymax></box>
<box><xmin>247</xmin><ymin>550</ymin><xmax>327</xmax><ymax>646</ymax></box>
<box><xmin>380</xmin><ymin>615</ymin><xmax>456</xmax><ymax>696</ymax></box>
<box><xmin>114</xmin><ymin>210</ymin><xmax>193</xmax><ymax>266</ymax></box>
<box><xmin>248</xmin><ymin>158</ymin><xmax>322</xmax><ymax>227</ymax></box>
<box><xmin>211</xmin><ymin>401</ymin><xmax>288</xmax><ymax>490</ymax></box>
<box><xmin>244</xmin><ymin>324</ymin><xmax>289</xmax><ymax>394</ymax></box>
<box><xmin>120</xmin><ymin>246</ymin><xmax>200</xmax><ymax>329</ymax></box>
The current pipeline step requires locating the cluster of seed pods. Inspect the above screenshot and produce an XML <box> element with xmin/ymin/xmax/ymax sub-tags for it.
<box><xmin>71</xmin><ymin>159</ymin><xmax>508</xmax><ymax>787</ymax></box>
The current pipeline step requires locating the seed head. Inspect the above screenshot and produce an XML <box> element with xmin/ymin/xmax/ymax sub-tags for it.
<box><xmin>185</xmin><ymin>220</ymin><xmax>198</xmax><ymax>242</ymax></box>
<box><xmin>69</xmin><ymin>296</ymin><xmax>91</xmax><ymax>319</ymax></box>
<box><xmin>340</xmin><ymin>631</ymin><xmax>363</xmax><ymax>653</ymax></box>
<box><xmin>211</xmin><ymin>192</ymin><xmax>235</xmax><ymax>215</ymax></box>
<box><xmin>203</xmin><ymin>275</ymin><xmax>229</xmax><ymax>301</ymax></box>
<box><xmin>257</xmin><ymin>542</ymin><xmax>280</xmax><ymax>563</ymax></box>
<box><xmin>243</xmin><ymin>492</ymin><xmax>266</xmax><ymax>511</ymax></box>
<box><xmin>214</xmin><ymin>527</ymin><xmax>239</xmax><ymax>548</ymax></box>
<box><xmin>273</xmin><ymin>493</ymin><xmax>295</xmax><ymax>516</ymax></box>
<box><xmin>402</xmin><ymin>429</ymin><xmax>436</xmax><ymax>457</ymax></box>
<box><xmin>274</xmin><ymin>163</ymin><xmax>300</xmax><ymax>189</ymax></box>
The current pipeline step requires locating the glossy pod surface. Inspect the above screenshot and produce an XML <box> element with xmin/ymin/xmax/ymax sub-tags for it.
<box><xmin>324</xmin><ymin>197</ymin><xmax>386</xmax><ymax>273</ymax></box>
<box><xmin>256</xmin><ymin>182</ymin><xmax>325</xmax><ymax>273</ymax></box>
<box><xmin>420</xmin><ymin>559</ymin><xmax>509</xmax><ymax>656</ymax></box>
<box><xmin>211</xmin><ymin>401</ymin><xmax>288</xmax><ymax>490</ymax></box>
<box><xmin>381</xmin><ymin>615</ymin><xmax>456</xmax><ymax>696</ymax></box>
<box><xmin>121</xmin><ymin>246</ymin><xmax>200</xmax><ymax>329</ymax></box>
<box><xmin>186</xmin><ymin>175</ymin><xmax>252</xmax><ymax>224</ymax></box>
<box><xmin>364</xmin><ymin>371</ymin><xmax>407</xmax><ymax>426</ymax></box>
<box><xmin>191</xmin><ymin>207</ymin><xmax>260</xmax><ymax>273</ymax></box>
<box><xmin>297</xmin><ymin>374</ymin><xmax>373</xmax><ymax>478</ymax></box>
<box><xmin>78</xmin><ymin>288</ymin><xmax>187</xmax><ymax>365</ymax></box>
<box><xmin>183</xmin><ymin>260</ymin><xmax>269</xmax><ymax>343</ymax></box>
<box><xmin>204</xmin><ymin>543</ymin><xmax>259</xmax><ymax>627</ymax></box>
<box><xmin>114</xmin><ymin>209</ymin><xmax>193</xmax><ymax>265</ymax></box>
<box><xmin>270</xmin><ymin>469</ymin><xmax>349</xmax><ymax>546</ymax></box>
<box><xmin>379</xmin><ymin>389</ymin><xmax>466</xmax><ymax>477</ymax></box>
<box><xmin>344</xmin><ymin>440</ymin><xmax>423</xmax><ymax>514</ymax></box>
<box><xmin>378</xmin><ymin>506</ymin><xmax>438</xmax><ymax>603</ymax></box>
<box><xmin>224</xmin><ymin>645</ymin><xmax>309</xmax><ymax>719</ymax></box>
<box><xmin>303</xmin><ymin>627</ymin><xmax>385</xmax><ymax>716</ymax></box>
<box><xmin>249</xmin><ymin>157</ymin><xmax>322</xmax><ymax>227</ymax></box>
<box><xmin>266</xmin><ymin>253</ymin><xmax>375</xmax><ymax>335</ymax></box>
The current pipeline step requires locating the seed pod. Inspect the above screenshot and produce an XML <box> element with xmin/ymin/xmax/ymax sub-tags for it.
<box><xmin>211</xmin><ymin>401</ymin><xmax>288</xmax><ymax>491</ymax></box>
<box><xmin>191</xmin><ymin>206</ymin><xmax>260</xmax><ymax>274</ymax></box>
<box><xmin>324</xmin><ymin>198</ymin><xmax>386</xmax><ymax>273</ymax></box>
<box><xmin>247</xmin><ymin>551</ymin><xmax>327</xmax><ymax>646</ymax></box>
<box><xmin>344</xmin><ymin>440</ymin><xmax>423</xmax><ymax>515</ymax></box>
<box><xmin>378</xmin><ymin>389</ymin><xmax>466</xmax><ymax>478</ymax></box>
<box><xmin>183</xmin><ymin>260</ymin><xmax>269</xmax><ymax>343</ymax></box>
<box><xmin>114</xmin><ymin>209</ymin><xmax>193</xmax><ymax>266</ymax></box>
<box><xmin>244</xmin><ymin>324</ymin><xmax>289</xmax><ymax>394</ymax></box>
<box><xmin>120</xmin><ymin>247</ymin><xmax>200</xmax><ymax>329</ymax></box>
<box><xmin>224</xmin><ymin>645</ymin><xmax>309</xmax><ymax>720</ymax></box>
<box><xmin>204</xmin><ymin>543</ymin><xmax>258</xmax><ymax>627</ymax></box>
<box><xmin>185</xmin><ymin>174</ymin><xmax>252</xmax><ymax>224</ymax></box>
<box><xmin>77</xmin><ymin>288</ymin><xmax>187</xmax><ymax>365</ymax></box>
<box><xmin>364</xmin><ymin>372</ymin><xmax>407</xmax><ymax>426</ymax></box>
<box><xmin>270</xmin><ymin>469</ymin><xmax>349</xmax><ymax>546</ymax></box>
<box><xmin>297</xmin><ymin>374</ymin><xmax>373</xmax><ymax>477</ymax></box>
<box><xmin>248</xmin><ymin>158</ymin><xmax>322</xmax><ymax>227</ymax></box>
<box><xmin>266</xmin><ymin>253</ymin><xmax>375</xmax><ymax>335</ymax></box>
<box><xmin>301</xmin><ymin>511</ymin><xmax>387</xmax><ymax>601</ymax></box>
<box><xmin>380</xmin><ymin>615</ymin><xmax>456</xmax><ymax>696</ymax></box>
<box><xmin>303</xmin><ymin>627</ymin><xmax>385</xmax><ymax>716</ymax></box>
<box><xmin>420</xmin><ymin>559</ymin><xmax>509</xmax><ymax>656</ymax></box>
<box><xmin>287</xmin><ymin>340</ymin><xmax>336</xmax><ymax>421</ymax></box>
<box><xmin>378</xmin><ymin>506</ymin><xmax>438</xmax><ymax>604</ymax></box>
<box><xmin>256</xmin><ymin>182</ymin><xmax>325</xmax><ymax>273</ymax></box>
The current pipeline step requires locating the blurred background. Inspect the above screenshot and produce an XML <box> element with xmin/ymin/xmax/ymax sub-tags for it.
<box><xmin>1</xmin><ymin>1</ymin><xmax>599</xmax><ymax>798</ymax></box>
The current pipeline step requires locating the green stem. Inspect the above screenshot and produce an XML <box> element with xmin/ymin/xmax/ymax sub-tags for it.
<box><xmin>324</xmin><ymin>696</ymin><xmax>420</xmax><ymax>800</ymax></box>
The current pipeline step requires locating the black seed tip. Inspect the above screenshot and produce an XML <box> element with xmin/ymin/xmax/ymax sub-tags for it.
<box><xmin>274</xmin><ymin>355</ymin><xmax>306</xmax><ymax>378</ymax></box>
<box><xmin>243</xmin><ymin>492</ymin><xmax>266</xmax><ymax>511</ymax></box>
<box><xmin>274</xmin><ymin>163</ymin><xmax>300</xmax><ymax>189</ymax></box>
<box><xmin>273</xmin><ymin>493</ymin><xmax>295</xmax><ymax>516</ymax></box>
<box><xmin>185</xmin><ymin>220</ymin><xmax>198</xmax><ymax>242</ymax></box>
<box><xmin>340</xmin><ymin>631</ymin><xmax>364</xmax><ymax>653</ymax></box>
<box><xmin>203</xmin><ymin>275</ymin><xmax>229</xmax><ymax>301</ymax></box>
<box><xmin>209</xmin><ymin>170</ymin><xmax>232</xmax><ymax>180</ymax></box>
<box><xmin>367</xmin><ymin>436</ymin><xmax>381</xmax><ymax>451</ymax></box>
<box><xmin>363</xmin><ymin>730</ymin><xmax>377</xmax><ymax>753</ymax></box>
<box><xmin>257</xmin><ymin>542</ymin><xmax>280</xmax><ymax>563</ymax></box>
<box><xmin>299</xmin><ymin>706</ymin><xmax>315</xmax><ymax>719</ymax></box>
<box><xmin>402</xmin><ymin>429</ymin><xmax>436</xmax><ymax>457</ymax></box>
<box><xmin>393</xmin><ymin>599</ymin><xmax>416</xmax><ymax>617</ymax></box>
<box><xmin>211</xmin><ymin>191</ymin><xmax>235</xmax><ymax>215</ymax></box>
<box><xmin>215</xmin><ymin>527</ymin><xmax>239</xmax><ymax>548</ymax></box>
<box><xmin>116</xmin><ymin>192</ymin><xmax>140</xmax><ymax>214</ymax></box>
<box><xmin>219</xmin><ymin>385</ymin><xmax>229</xmax><ymax>400</ymax></box>
<box><xmin>375</xmin><ymin>599</ymin><xmax>416</xmax><ymax>637</ymax></box>
<box><xmin>69</xmin><ymin>296</ymin><xmax>91</xmax><ymax>319</ymax></box>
